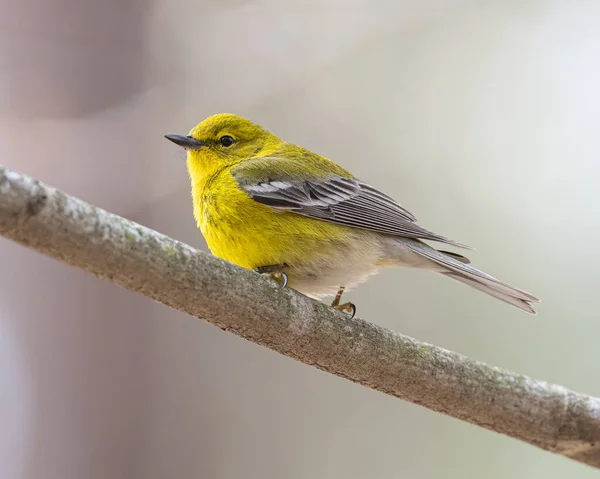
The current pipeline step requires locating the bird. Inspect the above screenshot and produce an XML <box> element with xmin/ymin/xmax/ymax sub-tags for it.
<box><xmin>165</xmin><ymin>113</ymin><xmax>539</xmax><ymax>316</ymax></box>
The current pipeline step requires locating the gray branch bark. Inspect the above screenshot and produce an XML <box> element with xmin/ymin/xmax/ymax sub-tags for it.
<box><xmin>1</xmin><ymin>165</ymin><xmax>599</xmax><ymax>469</ymax></box>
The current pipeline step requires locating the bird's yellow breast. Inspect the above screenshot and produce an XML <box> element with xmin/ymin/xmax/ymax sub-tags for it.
<box><xmin>191</xmin><ymin>168</ymin><xmax>349</xmax><ymax>271</ymax></box>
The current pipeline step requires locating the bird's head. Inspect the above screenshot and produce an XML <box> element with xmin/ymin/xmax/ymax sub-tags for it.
<box><xmin>165</xmin><ymin>113</ymin><xmax>281</xmax><ymax>179</ymax></box>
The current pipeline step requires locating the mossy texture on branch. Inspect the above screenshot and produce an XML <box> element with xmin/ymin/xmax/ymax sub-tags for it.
<box><xmin>1</xmin><ymin>166</ymin><xmax>599</xmax><ymax>469</ymax></box>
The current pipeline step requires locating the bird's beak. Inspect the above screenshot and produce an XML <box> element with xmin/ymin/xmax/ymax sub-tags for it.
<box><xmin>164</xmin><ymin>134</ymin><xmax>204</xmax><ymax>150</ymax></box>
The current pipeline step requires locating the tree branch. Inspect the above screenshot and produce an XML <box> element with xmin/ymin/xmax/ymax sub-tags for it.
<box><xmin>1</xmin><ymin>165</ymin><xmax>599</xmax><ymax>469</ymax></box>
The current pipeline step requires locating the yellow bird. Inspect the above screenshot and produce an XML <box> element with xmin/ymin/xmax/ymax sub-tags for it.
<box><xmin>165</xmin><ymin>113</ymin><xmax>539</xmax><ymax>315</ymax></box>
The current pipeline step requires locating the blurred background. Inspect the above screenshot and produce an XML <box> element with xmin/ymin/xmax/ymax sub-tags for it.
<box><xmin>1</xmin><ymin>0</ymin><xmax>599</xmax><ymax>477</ymax></box>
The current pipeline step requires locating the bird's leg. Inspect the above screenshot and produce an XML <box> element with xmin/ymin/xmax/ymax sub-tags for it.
<box><xmin>254</xmin><ymin>264</ymin><xmax>289</xmax><ymax>288</ymax></box>
<box><xmin>331</xmin><ymin>286</ymin><xmax>345</xmax><ymax>307</ymax></box>
<box><xmin>331</xmin><ymin>286</ymin><xmax>356</xmax><ymax>319</ymax></box>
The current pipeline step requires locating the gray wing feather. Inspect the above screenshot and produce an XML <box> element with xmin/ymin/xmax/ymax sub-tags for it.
<box><xmin>235</xmin><ymin>168</ymin><xmax>470</xmax><ymax>249</ymax></box>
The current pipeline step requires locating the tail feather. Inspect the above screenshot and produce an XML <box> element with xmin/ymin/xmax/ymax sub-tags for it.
<box><xmin>405</xmin><ymin>241</ymin><xmax>540</xmax><ymax>314</ymax></box>
<box><xmin>441</xmin><ymin>272</ymin><xmax>537</xmax><ymax>314</ymax></box>
<box><xmin>437</xmin><ymin>250</ymin><xmax>471</xmax><ymax>264</ymax></box>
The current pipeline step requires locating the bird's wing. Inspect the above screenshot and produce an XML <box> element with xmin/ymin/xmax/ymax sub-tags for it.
<box><xmin>231</xmin><ymin>155</ymin><xmax>471</xmax><ymax>249</ymax></box>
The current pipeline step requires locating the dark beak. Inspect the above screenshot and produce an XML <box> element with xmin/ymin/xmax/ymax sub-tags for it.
<box><xmin>164</xmin><ymin>134</ymin><xmax>204</xmax><ymax>150</ymax></box>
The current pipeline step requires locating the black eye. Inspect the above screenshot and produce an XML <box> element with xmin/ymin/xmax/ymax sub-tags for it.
<box><xmin>219</xmin><ymin>135</ymin><xmax>235</xmax><ymax>147</ymax></box>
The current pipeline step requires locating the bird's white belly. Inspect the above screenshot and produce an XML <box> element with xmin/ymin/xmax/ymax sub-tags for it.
<box><xmin>284</xmin><ymin>231</ymin><xmax>386</xmax><ymax>299</ymax></box>
<box><xmin>284</xmin><ymin>233</ymin><xmax>436</xmax><ymax>299</ymax></box>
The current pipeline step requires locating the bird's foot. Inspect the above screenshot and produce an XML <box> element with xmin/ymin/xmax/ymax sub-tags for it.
<box><xmin>332</xmin><ymin>302</ymin><xmax>356</xmax><ymax>319</ymax></box>
<box><xmin>254</xmin><ymin>264</ymin><xmax>289</xmax><ymax>288</ymax></box>
<box><xmin>330</xmin><ymin>286</ymin><xmax>355</xmax><ymax>318</ymax></box>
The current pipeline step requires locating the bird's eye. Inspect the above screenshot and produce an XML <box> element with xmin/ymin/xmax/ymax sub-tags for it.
<box><xmin>219</xmin><ymin>135</ymin><xmax>235</xmax><ymax>147</ymax></box>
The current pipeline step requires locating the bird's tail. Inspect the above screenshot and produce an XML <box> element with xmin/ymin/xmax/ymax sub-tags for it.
<box><xmin>406</xmin><ymin>241</ymin><xmax>540</xmax><ymax>314</ymax></box>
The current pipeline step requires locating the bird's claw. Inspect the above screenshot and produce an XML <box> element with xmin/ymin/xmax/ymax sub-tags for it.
<box><xmin>272</xmin><ymin>271</ymin><xmax>289</xmax><ymax>288</ymax></box>
<box><xmin>254</xmin><ymin>265</ymin><xmax>288</xmax><ymax>288</ymax></box>
<box><xmin>333</xmin><ymin>302</ymin><xmax>356</xmax><ymax>319</ymax></box>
